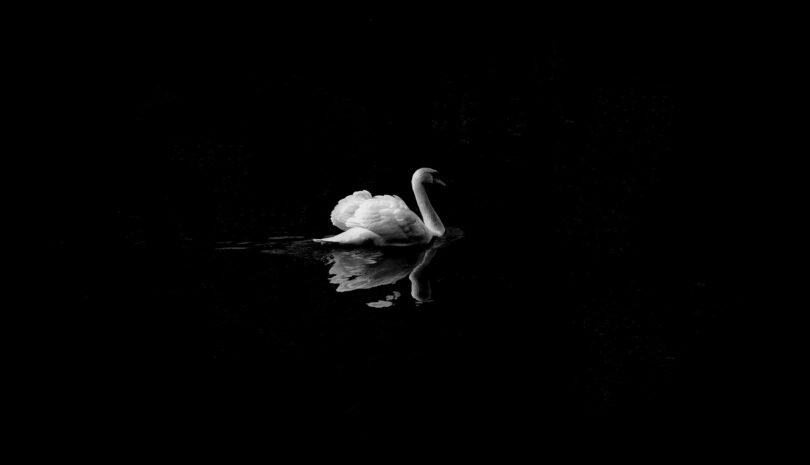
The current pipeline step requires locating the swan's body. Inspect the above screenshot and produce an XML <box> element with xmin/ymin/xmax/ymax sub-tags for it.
<box><xmin>314</xmin><ymin>168</ymin><xmax>446</xmax><ymax>247</ymax></box>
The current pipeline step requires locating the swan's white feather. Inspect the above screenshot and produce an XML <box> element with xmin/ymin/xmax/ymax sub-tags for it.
<box><xmin>322</xmin><ymin>193</ymin><xmax>430</xmax><ymax>246</ymax></box>
<box><xmin>312</xmin><ymin>227</ymin><xmax>381</xmax><ymax>245</ymax></box>
<box><xmin>330</xmin><ymin>190</ymin><xmax>372</xmax><ymax>231</ymax></box>
<box><xmin>344</xmin><ymin>195</ymin><xmax>430</xmax><ymax>245</ymax></box>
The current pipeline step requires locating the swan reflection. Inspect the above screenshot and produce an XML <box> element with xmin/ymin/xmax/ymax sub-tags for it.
<box><xmin>324</xmin><ymin>242</ymin><xmax>441</xmax><ymax>307</ymax></box>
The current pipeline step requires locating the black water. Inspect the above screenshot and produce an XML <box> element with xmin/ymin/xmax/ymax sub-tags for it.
<box><xmin>43</xmin><ymin>19</ymin><xmax>746</xmax><ymax>444</ymax></box>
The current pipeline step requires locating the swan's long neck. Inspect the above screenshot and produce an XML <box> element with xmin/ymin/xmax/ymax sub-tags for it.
<box><xmin>412</xmin><ymin>180</ymin><xmax>445</xmax><ymax>238</ymax></box>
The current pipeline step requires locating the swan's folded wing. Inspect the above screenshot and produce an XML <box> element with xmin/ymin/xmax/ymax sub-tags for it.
<box><xmin>331</xmin><ymin>190</ymin><xmax>372</xmax><ymax>231</ymax></box>
<box><xmin>345</xmin><ymin>195</ymin><xmax>427</xmax><ymax>242</ymax></box>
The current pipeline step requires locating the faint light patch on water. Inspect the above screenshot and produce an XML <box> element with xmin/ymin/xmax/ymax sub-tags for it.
<box><xmin>366</xmin><ymin>291</ymin><xmax>401</xmax><ymax>308</ymax></box>
<box><xmin>366</xmin><ymin>301</ymin><xmax>393</xmax><ymax>308</ymax></box>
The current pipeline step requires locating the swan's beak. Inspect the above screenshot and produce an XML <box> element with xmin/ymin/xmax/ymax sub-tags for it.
<box><xmin>434</xmin><ymin>178</ymin><xmax>446</xmax><ymax>187</ymax></box>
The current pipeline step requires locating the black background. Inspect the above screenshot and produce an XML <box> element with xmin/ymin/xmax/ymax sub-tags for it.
<box><xmin>40</xmin><ymin>13</ymin><xmax>750</xmax><ymax>445</ymax></box>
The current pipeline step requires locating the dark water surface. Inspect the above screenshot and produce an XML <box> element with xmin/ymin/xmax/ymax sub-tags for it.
<box><xmin>43</xmin><ymin>20</ymin><xmax>746</xmax><ymax>443</ymax></box>
<box><xmin>68</xmin><ymin>201</ymin><xmax>731</xmax><ymax>441</ymax></box>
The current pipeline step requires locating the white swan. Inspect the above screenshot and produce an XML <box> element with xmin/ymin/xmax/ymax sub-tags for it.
<box><xmin>314</xmin><ymin>168</ymin><xmax>446</xmax><ymax>246</ymax></box>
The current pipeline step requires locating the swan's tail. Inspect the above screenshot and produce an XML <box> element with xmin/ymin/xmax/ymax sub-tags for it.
<box><xmin>313</xmin><ymin>227</ymin><xmax>380</xmax><ymax>246</ymax></box>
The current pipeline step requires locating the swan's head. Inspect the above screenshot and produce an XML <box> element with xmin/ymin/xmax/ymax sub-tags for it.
<box><xmin>412</xmin><ymin>167</ymin><xmax>446</xmax><ymax>187</ymax></box>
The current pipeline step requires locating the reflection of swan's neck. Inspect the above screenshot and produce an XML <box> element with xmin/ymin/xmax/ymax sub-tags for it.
<box><xmin>412</xmin><ymin>180</ymin><xmax>445</xmax><ymax>238</ymax></box>
<box><xmin>409</xmin><ymin>246</ymin><xmax>438</xmax><ymax>302</ymax></box>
